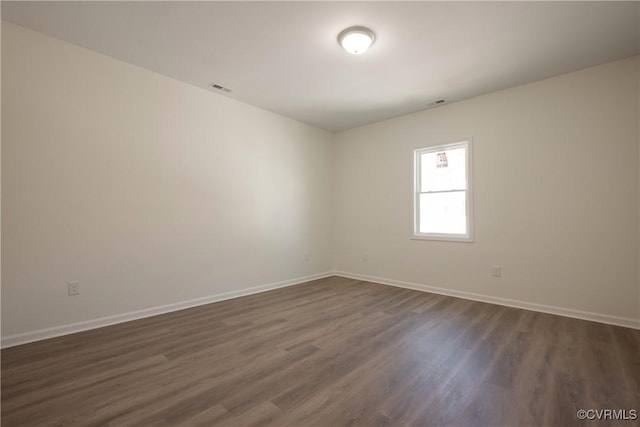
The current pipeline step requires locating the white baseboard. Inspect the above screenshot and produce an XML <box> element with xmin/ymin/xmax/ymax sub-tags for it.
<box><xmin>333</xmin><ymin>271</ymin><xmax>640</xmax><ymax>330</ymax></box>
<box><xmin>5</xmin><ymin>270</ymin><xmax>636</xmax><ymax>348</ymax></box>
<box><xmin>1</xmin><ymin>271</ymin><xmax>335</xmax><ymax>349</ymax></box>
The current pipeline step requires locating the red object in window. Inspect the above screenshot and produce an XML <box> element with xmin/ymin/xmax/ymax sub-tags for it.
<box><xmin>436</xmin><ymin>152</ymin><xmax>448</xmax><ymax>168</ymax></box>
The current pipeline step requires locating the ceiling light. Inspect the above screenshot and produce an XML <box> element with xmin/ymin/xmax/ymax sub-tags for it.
<box><xmin>338</xmin><ymin>26</ymin><xmax>375</xmax><ymax>55</ymax></box>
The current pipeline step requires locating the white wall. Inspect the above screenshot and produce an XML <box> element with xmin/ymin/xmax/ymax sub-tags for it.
<box><xmin>333</xmin><ymin>56</ymin><xmax>640</xmax><ymax>325</ymax></box>
<box><xmin>1</xmin><ymin>22</ymin><xmax>333</xmax><ymax>340</ymax></box>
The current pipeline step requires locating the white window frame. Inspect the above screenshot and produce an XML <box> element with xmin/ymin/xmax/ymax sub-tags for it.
<box><xmin>413</xmin><ymin>139</ymin><xmax>474</xmax><ymax>242</ymax></box>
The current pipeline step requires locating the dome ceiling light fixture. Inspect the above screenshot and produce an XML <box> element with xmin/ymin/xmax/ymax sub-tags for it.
<box><xmin>338</xmin><ymin>26</ymin><xmax>376</xmax><ymax>55</ymax></box>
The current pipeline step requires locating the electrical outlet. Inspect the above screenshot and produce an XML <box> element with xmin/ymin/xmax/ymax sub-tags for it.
<box><xmin>68</xmin><ymin>281</ymin><xmax>80</xmax><ymax>296</ymax></box>
<box><xmin>304</xmin><ymin>253</ymin><xmax>309</xmax><ymax>262</ymax></box>
<box><xmin>492</xmin><ymin>266</ymin><xmax>501</xmax><ymax>277</ymax></box>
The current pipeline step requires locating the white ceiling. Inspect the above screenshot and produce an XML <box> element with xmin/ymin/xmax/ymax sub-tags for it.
<box><xmin>3</xmin><ymin>1</ymin><xmax>639</xmax><ymax>132</ymax></box>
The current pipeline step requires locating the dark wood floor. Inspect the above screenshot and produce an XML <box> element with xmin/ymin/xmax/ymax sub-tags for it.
<box><xmin>2</xmin><ymin>276</ymin><xmax>639</xmax><ymax>426</ymax></box>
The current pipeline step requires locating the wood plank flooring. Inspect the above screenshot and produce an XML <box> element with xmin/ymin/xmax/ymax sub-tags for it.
<box><xmin>2</xmin><ymin>276</ymin><xmax>639</xmax><ymax>426</ymax></box>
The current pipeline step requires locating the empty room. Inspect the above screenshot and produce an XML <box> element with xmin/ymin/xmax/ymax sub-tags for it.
<box><xmin>1</xmin><ymin>1</ymin><xmax>639</xmax><ymax>426</ymax></box>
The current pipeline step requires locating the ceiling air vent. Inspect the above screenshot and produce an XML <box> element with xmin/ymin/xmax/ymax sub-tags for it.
<box><xmin>209</xmin><ymin>83</ymin><xmax>232</xmax><ymax>93</ymax></box>
<box><xmin>427</xmin><ymin>99</ymin><xmax>446</xmax><ymax>107</ymax></box>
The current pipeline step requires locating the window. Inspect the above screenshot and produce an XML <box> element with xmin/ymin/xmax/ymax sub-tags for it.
<box><xmin>414</xmin><ymin>140</ymin><xmax>473</xmax><ymax>242</ymax></box>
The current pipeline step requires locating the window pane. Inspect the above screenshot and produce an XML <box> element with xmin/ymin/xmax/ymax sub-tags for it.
<box><xmin>420</xmin><ymin>147</ymin><xmax>466</xmax><ymax>192</ymax></box>
<box><xmin>419</xmin><ymin>191</ymin><xmax>467</xmax><ymax>234</ymax></box>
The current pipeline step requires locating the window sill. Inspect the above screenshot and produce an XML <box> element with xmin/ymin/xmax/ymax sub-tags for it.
<box><xmin>412</xmin><ymin>235</ymin><xmax>474</xmax><ymax>243</ymax></box>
